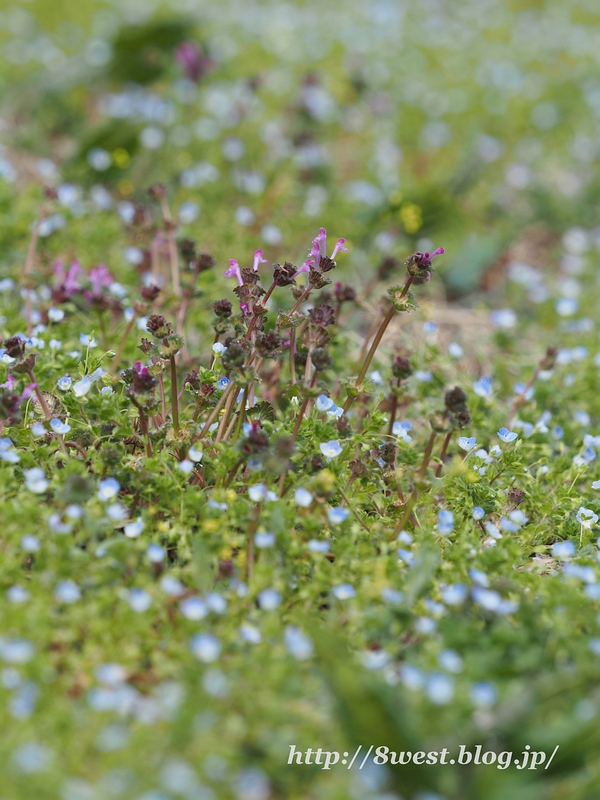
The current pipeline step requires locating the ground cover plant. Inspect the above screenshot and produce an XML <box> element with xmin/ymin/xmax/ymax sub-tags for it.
<box><xmin>3</xmin><ymin>2</ymin><xmax>600</xmax><ymax>800</ymax></box>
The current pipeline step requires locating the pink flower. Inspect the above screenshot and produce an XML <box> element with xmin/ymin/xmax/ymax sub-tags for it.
<box><xmin>175</xmin><ymin>41</ymin><xmax>212</xmax><ymax>82</ymax></box>
<box><xmin>88</xmin><ymin>264</ymin><xmax>113</xmax><ymax>297</ymax></box>
<box><xmin>224</xmin><ymin>259</ymin><xmax>243</xmax><ymax>286</ymax></box>
<box><xmin>331</xmin><ymin>238</ymin><xmax>348</xmax><ymax>259</ymax></box>
<box><xmin>253</xmin><ymin>250</ymin><xmax>267</xmax><ymax>271</ymax></box>
<box><xmin>54</xmin><ymin>259</ymin><xmax>82</xmax><ymax>297</ymax></box>
<box><xmin>318</xmin><ymin>227</ymin><xmax>327</xmax><ymax>258</ymax></box>
<box><xmin>293</xmin><ymin>259</ymin><xmax>314</xmax><ymax>278</ymax></box>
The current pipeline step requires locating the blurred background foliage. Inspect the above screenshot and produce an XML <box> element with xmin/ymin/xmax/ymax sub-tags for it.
<box><xmin>1</xmin><ymin>0</ymin><xmax>600</xmax><ymax>298</ymax></box>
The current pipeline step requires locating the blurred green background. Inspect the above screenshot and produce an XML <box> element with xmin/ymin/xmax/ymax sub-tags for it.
<box><xmin>1</xmin><ymin>0</ymin><xmax>600</xmax><ymax>296</ymax></box>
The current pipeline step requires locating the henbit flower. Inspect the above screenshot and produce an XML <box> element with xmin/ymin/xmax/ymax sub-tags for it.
<box><xmin>175</xmin><ymin>41</ymin><xmax>212</xmax><ymax>82</ymax></box>
<box><xmin>577</xmin><ymin>506</ymin><xmax>599</xmax><ymax>529</ymax></box>
<box><xmin>54</xmin><ymin>259</ymin><xmax>82</xmax><ymax>297</ymax></box>
<box><xmin>87</xmin><ymin>264</ymin><xmax>113</xmax><ymax>298</ymax></box>
<box><xmin>293</xmin><ymin>259</ymin><xmax>314</xmax><ymax>279</ymax></box>
<box><xmin>252</xmin><ymin>250</ymin><xmax>267</xmax><ymax>271</ymax></box>
<box><xmin>224</xmin><ymin>259</ymin><xmax>243</xmax><ymax>286</ymax></box>
<box><xmin>498</xmin><ymin>427</ymin><xmax>518</xmax><ymax>443</ymax></box>
<box><xmin>331</xmin><ymin>238</ymin><xmax>349</xmax><ymax>259</ymax></box>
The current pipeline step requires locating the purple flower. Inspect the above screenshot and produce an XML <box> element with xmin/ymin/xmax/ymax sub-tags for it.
<box><xmin>175</xmin><ymin>41</ymin><xmax>212</xmax><ymax>82</ymax></box>
<box><xmin>54</xmin><ymin>259</ymin><xmax>82</xmax><ymax>298</ymax></box>
<box><xmin>224</xmin><ymin>259</ymin><xmax>243</xmax><ymax>286</ymax></box>
<box><xmin>87</xmin><ymin>264</ymin><xmax>113</xmax><ymax>298</ymax></box>
<box><xmin>253</xmin><ymin>249</ymin><xmax>267</xmax><ymax>271</ymax></box>
<box><xmin>331</xmin><ymin>238</ymin><xmax>348</xmax><ymax>258</ymax></box>
<box><xmin>293</xmin><ymin>259</ymin><xmax>314</xmax><ymax>278</ymax></box>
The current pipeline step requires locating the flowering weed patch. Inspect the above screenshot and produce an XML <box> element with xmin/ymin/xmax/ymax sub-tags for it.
<box><xmin>0</xmin><ymin>183</ymin><xmax>600</xmax><ymax>799</ymax></box>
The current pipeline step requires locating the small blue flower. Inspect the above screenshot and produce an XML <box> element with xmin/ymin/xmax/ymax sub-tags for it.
<box><xmin>458</xmin><ymin>436</ymin><xmax>477</xmax><ymax>451</ymax></box>
<box><xmin>552</xmin><ymin>541</ymin><xmax>576</xmax><ymax>559</ymax></box>
<box><xmin>320</xmin><ymin>440</ymin><xmax>342</xmax><ymax>459</ymax></box>
<box><xmin>392</xmin><ymin>420</ymin><xmax>412</xmax><ymax>442</ymax></box>
<box><xmin>332</xmin><ymin>584</ymin><xmax>356</xmax><ymax>600</ymax></box>
<box><xmin>97</xmin><ymin>478</ymin><xmax>120</xmax><ymax>502</ymax></box>
<box><xmin>577</xmin><ymin>506</ymin><xmax>599</xmax><ymax>529</ymax></box>
<box><xmin>437</xmin><ymin>509</ymin><xmax>454</xmax><ymax>536</ymax></box>
<box><xmin>472</xmin><ymin>506</ymin><xmax>485</xmax><ymax>520</ymax></box>
<box><xmin>57</xmin><ymin>376</ymin><xmax>72</xmax><ymax>391</ymax></box>
<box><xmin>217</xmin><ymin>377</ymin><xmax>230</xmax><ymax>390</ymax></box>
<box><xmin>552</xmin><ymin>426</ymin><xmax>564</xmax><ymax>440</ymax></box>
<box><xmin>72</xmin><ymin>376</ymin><xmax>92</xmax><ymax>398</ymax></box>
<box><xmin>473</xmin><ymin>377</ymin><xmax>492</xmax><ymax>398</ymax></box>
<box><xmin>48</xmin><ymin>307</ymin><xmax>64</xmax><ymax>322</ymax></box>
<box><xmin>441</xmin><ymin>584</ymin><xmax>467</xmax><ymax>605</ymax></box>
<box><xmin>254</xmin><ymin>531</ymin><xmax>275</xmax><ymax>548</ymax></box>
<box><xmin>328</xmin><ymin>507</ymin><xmax>349</xmax><ymax>525</ymax></box>
<box><xmin>294</xmin><ymin>487</ymin><xmax>313</xmax><ymax>507</ymax></box>
<box><xmin>316</xmin><ymin>394</ymin><xmax>334</xmax><ymax>412</ymax></box>
<box><xmin>258</xmin><ymin>588</ymin><xmax>281</xmax><ymax>610</ymax></box>
<box><xmin>497</xmin><ymin>427</ymin><xmax>518</xmax><ymax>443</ymax></box>
<box><xmin>50</xmin><ymin>418</ymin><xmax>71</xmax><ymax>435</ymax></box>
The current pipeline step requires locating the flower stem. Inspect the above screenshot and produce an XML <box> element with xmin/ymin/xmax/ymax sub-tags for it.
<box><xmin>435</xmin><ymin>430</ymin><xmax>454</xmax><ymax>477</ymax></box>
<box><xmin>170</xmin><ymin>355</ymin><xmax>180</xmax><ymax>437</ymax></box>
<box><xmin>109</xmin><ymin>314</ymin><xmax>137</xmax><ymax>376</ymax></box>
<box><xmin>139</xmin><ymin>408</ymin><xmax>153</xmax><ymax>457</ymax></box>
<box><xmin>196</xmin><ymin>380</ymin><xmax>236</xmax><ymax>441</ymax></box>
